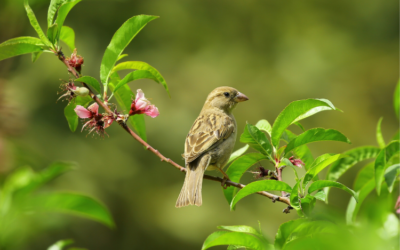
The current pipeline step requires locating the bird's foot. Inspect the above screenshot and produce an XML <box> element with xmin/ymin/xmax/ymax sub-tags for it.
<box><xmin>221</xmin><ymin>177</ymin><xmax>231</xmax><ymax>189</ymax></box>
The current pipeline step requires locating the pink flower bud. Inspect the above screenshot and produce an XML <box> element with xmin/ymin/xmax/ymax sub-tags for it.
<box><xmin>129</xmin><ymin>89</ymin><xmax>159</xmax><ymax>118</ymax></box>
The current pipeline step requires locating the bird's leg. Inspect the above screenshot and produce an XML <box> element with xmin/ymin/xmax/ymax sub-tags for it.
<box><xmin>217</xmin><ymin>168</ymin><xmax>231</xmax><ymax>189</ymax></box>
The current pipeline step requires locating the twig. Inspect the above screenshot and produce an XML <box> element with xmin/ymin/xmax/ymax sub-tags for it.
<box><xmin>57</xmin><ymin>52</ymin><xmax>292</xmax><ymax>208</ymax></box>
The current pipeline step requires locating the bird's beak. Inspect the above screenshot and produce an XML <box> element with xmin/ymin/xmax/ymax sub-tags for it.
<box><xmin>234</xmin><ymin>92</ymin><xmax>249</xmax><ymax>102</ymax></box>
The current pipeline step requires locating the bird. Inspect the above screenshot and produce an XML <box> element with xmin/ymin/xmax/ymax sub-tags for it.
<box><xmin>176</xmin><ymin>86</ymin><xmax>249</xmax><ymax>207</ymax></box>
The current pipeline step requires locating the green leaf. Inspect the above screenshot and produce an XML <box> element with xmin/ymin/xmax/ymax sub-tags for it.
<box><xmin>55</xmin><ymin>0</ymin><xmax>81</xmax><ymax>42</ymax></box>
<box><xmin>75</xmin><ymin>76</ymin><xmax>102</xmax><ymax>94</ymax></box>
<box><xmin>293</xmin><ymin>122</ymin><xmax>305</xmax><ymax>132</ymax></box>
<box><xmin>282</xmin><ymin>130</ymin><xmax>314</xmax><ymax>170</ymax></box>
<box><xmin>47</xmin><ymin>0</ymin><xmax>67</xmax><ymax>27</ymax></box>
<box><xmin>109</xmin><ymin>72</ymin><xmax>146</xmax><ymax>141</ymax></box>
<box><xmin>117</xmin><ymin>54</ymin><xmax>128</xmax><ymax>61</ymax></box>
<box><xmin>289</xmin><ymin>181</ymin><xmax>300</xmax><ymax>210</ymax></box>
<box><xmin>223</xmin><ymin>153</ymin><xmax>268</xmax><ymax>208</ymax></box>
<box><xmin>32</xmin><ymin>51</ymin><xmax>43</xmax><ymax>62</ymax></box>
<box><xmin>240</xmin><ymin>124</ymin><xmax>272</xmax><ymax>157</ymax></box>
<box><xmin>24</xmin><ymin>0</ymin><xmax>52</xmax><ymax>47</ymax></box>
<box><xmin>353</xmin><ymin>162</ymin><xmax>374</xmax><ymax>191</ymax></box>
<box><xmin>280</xmin><ymin>158</ymin><xmax>299</xmax><ymax>180</ymax></box>
<box><xmin>47</xmin><ymin>23</ymin><xmax>58</xmax><ymax>44</ymax></box>
<box><xmin>113</xmin><ymin>70</ymin><xmax>158</xmax><ymax>93</ymax></box>
<box><xmin>376</xmin><ymin>117</ymin><xmax>385</xmax><ymax>148</ymax></box>
<box><xmin>284</xmin><ymin>128</ymin><xmax>351</xmax><ymax>155</ymax></box>
<box><xmin>394</xmin><ymin>80</ymin><xmax>399</xmax><ymax>119</ymax></box>
<box><xmin>217</xmin><ymin>225</ymin><xmax>263</xmax><ymax>238</ymax></box>
<box><xmin>28</xmin><ymin>192</ymin><xmax>114</xmax><ymax>228</ymax></box>
<box><xmin>0</xmin><ymin>37</ymin><xmax>44</xmax><ymax>61</ymax></box>
<box><xmin>100</xmin><ymin>15</ymin><xmax>158</xmax><ymax>87</ymax></box>
<box><xmin>299</xmin><ymin>195</ymin><xmax>316</xmax><ymax>217</ymax></box>
<box><xmin>308</xmin><ymin>180</ymin><xmax>358</xmax><ymax>202</ymax></box>
<box><xmin>112</xmin><ymin>61</ymin><xmax>169</xmax><ymax>95</ymax></box>
<box><xmin>231</xmin><ymin>180</ymin><xmax>292</xmax><ymax>210</ymax></box>
<box><xmin>392</xmin><ymin>129</ymin><xmax>400</xmax><ymax>142</ymax></box>
<box><xmin>375</xmin><ymin>141</ymin><xmax>400</xmax><ymax>195</ymax></box>
<box><xmin>346</xmin><ymin>179</ymin><xmax>375</xmax><ymax>224</ymax></box>
<box><xmin>313</xmin><ymin>189</ymin><xmax>326</xmax><ymax>202</ymax></box>
<box><xmin>271</xmin><ymin>99</ymin><xmax>337</xmax><ymax>147</ymax></box>
<box><xmin>255</xmin><ymin>119</ymin><xmax>272</xmax><ymax>136</ymax></box>
<box><xmin>59</xmin><ymin>26</ymin><xmax>75</xmax><ymax>52</ymax></box>
<box><xmin>64</xmin><ymin>102</ymin><xmax>78</xmax><ymax>132</ymax></box>
<box><xmin>202</xmin><ymin>231</ymin><xmax>268</xmax><ymax>250</ymax></box>
<box><xmin>227</xmin><ymin>145</ymin><xmax>249</xmax><ymax>164</ymax></box>
<box><xmin>47</xmin><ymin>239</ymin><xmax>74</xmax><ymax>250</ymax></box>
<box><xmin>384</xmin><ymin>164</ymin><xmax>400</xmax><ymax>193</ymax></box>
<box><xmin>303</xmin><ymin>154</ymin><xmax>342</xmax><ymax>187</ymax></box>
<box><xmin>274</xmin><ymin>218</ymin><xmax>307</xmax><ymax>250</ymax></box>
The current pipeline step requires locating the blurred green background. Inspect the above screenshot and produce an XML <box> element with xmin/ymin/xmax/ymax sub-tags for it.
<box><xmin>0</xmin><ymin>0</ymin><xmax>398</xmax><ymax>249</ymax></box>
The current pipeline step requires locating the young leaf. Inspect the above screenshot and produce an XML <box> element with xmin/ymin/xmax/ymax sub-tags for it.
<box><xmin>227</xmin><ymin>145</ymin><xmax>249</xmax><ymax>164</ymax></box>
<box><xmin>346</xmin><ymin>179</ymin><xmax>375</xmax><ymax>224</ymax></box>
<box><xmin>32</xmin><ymin>51</ymin><xmax>43</xmax><ymax>62</ymax></box>
<box><xmin>282</xmin><ymin>130</ymin><xmax>314</xmax><ymax>170</ymax></box>
<box><xmin>353</xmin><ymin>162</ymin><xmax>374</xmax><ymax>191</ymax></box>
<box><xmin>28</xmin><ymin>192</ymin><xmax>115</xmax><ymax>228</ymax></box>
<box><xmin>274</xmin><ymin>218</ymin><xmax>307</xmax><ymax>250</ymax></box>
<box><xmin>293</xmin><ymin>122</ymin><xmax>305</xmax><ymax>132</ymax></box>
<box><xmin>64</xmin><ymin>102</ymin><xmax>78</xmax><ymax>132</ymax></box>
<box><xmin>384</xmin><ymin>164</ymin><xmax>400</xmax><ymax>193</ymax></box>
<box><xmin>284</xmin><ymin>128</ymin><xmax>351</xmax><ymax>155</ymax></box>
<box><xmin>300</xmin><ymin>195</ymin><xmax>316</xmax><ymax>217</ymax></box>
<box><xmin>375</xmin><ymin>141</ymin><xmax>400</xmax><ymax>195</ymax></box>
<box><xmin>230</xmin><ymin>180</ymin><xmax>292</xmax><ymax>209</ymax></box>
<box><xmin>394</xmin><ymin>80</ymin><xmax>399</xmax><ymax>119</ymax></box>
<box><xmin>100</xmin><ymin>16</ymin><xmax>158</xmax><ymax>86</ymax></box>
<box><xmin>112</xmin><ymin>61</ymin><xmax>169</xmax><ymax>94</ymax></box>
<box><xmin>308</xmin><ymin>180</ymin><xmax>358</xmax><ymax>202</ymax></box>
<box><xmin>290</xmin><ymin>182</ymin><xmax>300</xmax><ymax>210</ymax></box>
<box><xmin>271</xmin><ymin>99</ymin><xmax>337</xmax><ymax>147</ymax></box>
<box><xmin>24</xmin><ymin>0</ymin><xmax>52</xmax><ymax>47</ymax></box>
<box><xmin>240</xmin><ymin>124</ymin><xmax>272</xmax><ymax>157</ymax></box>
<box><xmin>303</xmin><ymin>154</ymin><xmax>342</xmax><ymax>187</ymax></box>
<box><xmin>47</xmin><ymin>239</ymin><xmax>74</xmax><ymax>250</ymax></box>
<box><xmin>59</xmin><ymin>26</ymin><xmax>75</xmax><ymax>52</ymax></box>
<box><xmin>0</xmin><ymin>37</ymin><xmax>44</xmax><ymax>61</ymax></box>
<box><xmin>55</xmin><ymin>0</ymin><xmax>82</xmax><ymax>40</ymax></box>
<box><xmin>217</xmin><ymin>225</ymin><xmax>263</xmax><ymax>238</ymax></box>
<box><xmin>280</xmin><ymin>158</ymin><xmax>299</xmax><ymax>180</ymax></box>
<box><xmin>313</xmin><ymin>189</ymin><xmax>326</xmax><ymax>202</ymax></box>
<box><xmin>113</xmin><ymin>70</ymin><xmax>158</xmax><ymax>93</ymax></box>
<box><xmin>223</xmin><ymin>153</ymin><xmax>268</xmax><ymax>208</ymax></box>
<box><xmin>202</xmin><ymin>231</ymin><xmax>268</xmax><ymax>250</ymax></box>
<box><xmin>117</xmin><ymin>54</ymin><xmax>128</xmax><ymax>62</ymax></box>
<box><xmin>47</xmin><ymin>23</ymin><xmax>58</xmax><ymax>45</ymax></box>
<box><xmin>376</xmin><ymin>117</ymin><xmax>385</xmax><ymax>148</ymax></box>
<box><xmin>255</xmin><ymin>119</ymin><xmax>272</xmax><ymax>136</ymax></box>
<box><xmin>109</xmin><ymin>72</ymin><xmax>147</xmax><ymax>141</ymax></box>
<box><xmin>75</xmin><ymin>76</ymin><xmax>102</xmax><ymax>94</ymax></box>
<box><xmin>47</xmin><ymin>0</ymin><xmax>67</xmax><ymax>27</ymax></box>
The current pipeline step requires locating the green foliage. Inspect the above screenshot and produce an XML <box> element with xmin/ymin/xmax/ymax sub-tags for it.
<box><xmin>59</xmin><ymin>26</ymin><xmax>75</xmax><ymax>52</ymax></box>
<box><xmin>113</xmin><ymin>70</ymin><xmax>159</xmax><ymax>93</ymax></box>
<box><xmin>240</xmin><ymin>124</ymin><xmax>273</xmax><ymax>158</ymax></box>
<box><xmin>75</xmin><ymin>76</ymin><xmax>102</xmax><ymax>94</ymax></box>
<box><xmin>394</xmin><ymin>80</ymin><xmax>399</xmax><ymax>118</ymax></box>
<box><xmin>0</xmin><ymin>37</ymin><xmax>44</xmax><ymax>61</ymax></box>
<box><xmin>308</xmin><ymin>180</ymin><xmax>358</xmax><ymax>202</ymax></box>
<box><xmin>24</xmin><ymin>0</ymin><xmax>52</xmax><ymax>47</ymax></box>
<box><xmin>64</xmin><ymin>96</ymin><xmax>92</xmax><ymax>132</ymax></box>
<box><xmin>303</xmin><ymin>154</ymin><xmax>343</xmax><ymax>187</ymax></box>
<box><xmin>375</xmin><ymin>140</ymin><xmax>400</xmax><ymax>194</ymax></box>
<box><xmin>376</xmin><ymin>117</ymin><xmax>386</xmax><ymax>148</ymax></box>
<box><xmin>227</xmin><ymin>145</ymin><xmax>249</xmax><ymax>164</ymax></box>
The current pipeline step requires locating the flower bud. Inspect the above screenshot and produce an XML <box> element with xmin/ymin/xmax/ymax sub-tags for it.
<box><xmin>73</xmin><ymin>87</ymin><xmax>89</xmax><ymax>97</ymax></box>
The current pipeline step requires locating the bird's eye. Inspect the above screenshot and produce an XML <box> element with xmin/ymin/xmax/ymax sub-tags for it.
<box><xmin>224</xmin><ymin>92</ymin><xmax>230</xmax><ymax>98</ymax></box>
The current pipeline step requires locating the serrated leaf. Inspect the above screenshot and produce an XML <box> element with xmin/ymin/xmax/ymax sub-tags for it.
<box><xmin>375</xmin><ymin>141</ymin><xmax>400</xmax><ymax>195</ymax></box>
<box><xmin>303</xmin><ymin>154</ymin><xmax>342</xmax><ymax>187</ymax></box>
<box><xmin>47</xmin><ymin>23</ymin><xmax>58</xmax><ymax>44</ymax></box>
<box><xmin>75</xmin><ymin>76</ymin><xmax>101</xmax><ymax>94</ymax></box>
<box><xmin>376</xmin><ymin>117</ymin><xmax>385</xmax><ymax>148</ymax></box>
<box><xmin>47</xmin><ymin>239</ymin><xmax>74</xmax><ymax>250</ymax></box>
<box><xmin>24</xmin><ymin>0</ymin><xmax>52</xmax><ymax>47</ymax></box>
<box><xmin>308</xmin><ymin>180</ymin><xmax>358</xmax><ymax>202</ymax></box>
<box><xmin>231</xmin><ymin>180</ymin><xmax>292</xmax><ymax>210</ymax></box>
<box><xmin>100</xmin><ymin>16</ymin><xmax>158</xmax><ymax>87</ymax></box>
<box><xmin>47</xmin><ymin>0</ymin><xmax>67</xmax><ymax>27</ymax></box>
<box><xmin>112</xmin><ymin>61</ymin><xmax>169</xmax><ymax>95</ymax></box>
<box><xmin>217</xmin><ymin>225</ymin><xmax>263</xmax><ymax>238</ymax></box>
<box><xmin>394</xmin><ymin>80</ymin><xmax>399</xmax><ymax>119</ymax></box>
<box><xmin>55</xmin><ymin>0</ymin><xmax>81</xmax><ymax>42</ymax></box>
<box><xmin>299</xmin><ymin>195</ymin><xmax>316</xmax><ymax>217</ymax></box>
<box><xmin>271</xmin><ymin>99</ymin><xmax>337</xmax><ymax>147</ymax></box>
<box><xmin>223</xmin><ymin>153</ymin><xmax>268</xmax><ymax>208</ymax></box>
<box><xmin>255</xmin><ymin>119</ymin><xmax>272</xmax><ymax>136</ymax></box>
<box><xmin>346</xmin><ymin>179</ymin><xmax>375</xmax><ymax>224</ymax></box>
<box><xmin>109</xmin><ymin>72</ymin><xmax>146</xmax><ymax>141</ymax></box>
<box><xmin>113</xmin><ymin>70</ymin><xmax>158</xmax><ymax>93</ymax></box>
<box><xmin>59</xmin><ymin>26</ymin><xmax>75</xmax><ymax>52</ymax></box>
<box><xmin>28</xmin><ymin>192</ymin><xmax>115</xmax><ymax>228</ymax></box>
<box><xmin>240</xmin><ymin>124</ymin><xmax>272</xmax><ymax>157</ymax></box>
<box><xmin>228</xmin><ymin>145</ymin><xmax>249</xmax><ymax>164</ymax></box>
<box><xmin>0</xmin><ymin>37</ymin><xmax>44</xmax><ymax>61</ymax></box>
<box><xmin>384</xmin><ymin>164</ymin><xmax>400</xmax><ymax>193</ymax></box>
<box><xmin>284</xmin><ymin>128</ymin><xmax>351</xmax><ymax>155</ymax></box>
<box><xmin>274</xmin><ymin>218</ymin><xmax>307</xmax><ymax>250</ymax></box>
<box><xmin>202</xmin><ymin>231</ymin><xmax>268</xmax><ymax>250</ymax></box>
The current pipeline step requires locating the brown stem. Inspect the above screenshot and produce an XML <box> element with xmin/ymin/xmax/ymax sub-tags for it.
<box><xmin>57</xmin><ymin>52</ymin><xmax>291</xmax><ymax>208</ymax></box>
<box><xmin>276</xmin><ymin>166</ymin><xmax>286</xmax><ymax>197</ymax></box>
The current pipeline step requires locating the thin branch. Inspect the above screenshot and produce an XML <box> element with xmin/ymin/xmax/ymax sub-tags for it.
<box><xmin>57</xmin><ymin>52</ymin><xmax>292</xmax><ymax>208</ymax></box>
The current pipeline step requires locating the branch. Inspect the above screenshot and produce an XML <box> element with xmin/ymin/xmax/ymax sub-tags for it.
<box><xmin>57</xmin><ymin>52</ymin><xmax>292</xmax><ymax>208</ymax></box>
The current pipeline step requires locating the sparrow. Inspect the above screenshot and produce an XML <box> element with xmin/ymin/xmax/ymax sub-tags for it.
<box><xmin>176</xmin><ymin>87</ymin><xmax>249</xmax><ymax>207</ymax></box>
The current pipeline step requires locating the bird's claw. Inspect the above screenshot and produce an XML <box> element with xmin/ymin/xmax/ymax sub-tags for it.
<box><xmin>221</xmin><ymin>178</ymin><xmax>230</xmax><ymax>189</ymax></box>
<box><xmin>272</xmin><ymin>195</ymin><xmax>280</xmax><ymax>203</ymax></box>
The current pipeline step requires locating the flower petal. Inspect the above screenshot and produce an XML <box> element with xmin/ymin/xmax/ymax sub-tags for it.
<box><xmin>87</xmin><ymin>103</ymin><xmax>99</xmax><ymax>115</ymax></box>
<box><xmin>144</xmin><ymin>105</ymin><xmax>159</xmax><ymax>118</ymax></box>
<box><xmin>74</xmin><ymin>105</ymin><xmax>93</xmax><ymax>118</ymax></box>
<box><xmin>135</xmin><ymin>89</ymin><xmax>145</xmax><ymax>101</ymax></box>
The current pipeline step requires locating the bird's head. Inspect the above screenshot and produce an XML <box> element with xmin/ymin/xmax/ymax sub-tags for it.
<box><xmin>203</xmin><ymin>86</ymin><xmax>249</xmax><ymax>113</ymax></box>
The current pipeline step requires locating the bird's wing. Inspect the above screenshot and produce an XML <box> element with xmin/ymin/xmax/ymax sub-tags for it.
<box><xmin>184</xmin><ymin>113</ymin><xmax>235</xmax><ymax>163</ymax></box>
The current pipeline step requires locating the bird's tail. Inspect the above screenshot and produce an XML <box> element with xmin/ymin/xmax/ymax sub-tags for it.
<box><xmin>175</xmin><ymin>155</ymin><xmax>211</xmax><ymax>208</ymax></box>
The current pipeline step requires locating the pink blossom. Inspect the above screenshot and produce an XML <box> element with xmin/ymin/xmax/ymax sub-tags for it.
<box><xmin>289</xmin><ymin>156</ymin><xmax>304</xmax><ymax>168</ymax></box>
<box><xmin>396</xmin><ymin>196</ymin><xmax>400</xmax><ymax>214</ymax></box>
<box><xmin>129</xmin><ymin>89</ymin><xmax>159</xmax><ymax>118</ymax></box>
<box><xmin>74</xmin><ymin>103</ymin><xmax>107</xmax><ymax>136</ymax></box>
<box><xmin>66</xmin><ymin>48</ymin><xmax>84</xmax><ymax>73</ymax></box>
